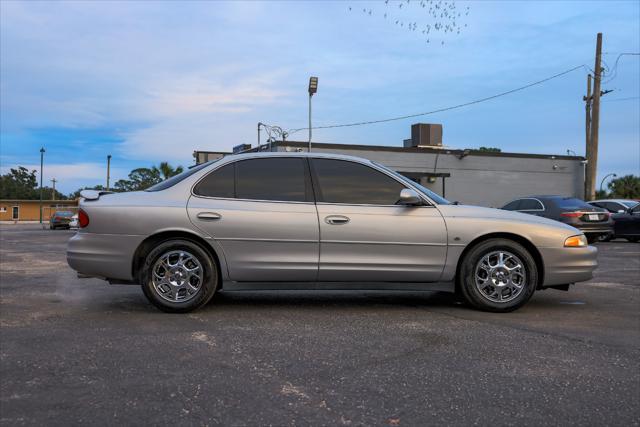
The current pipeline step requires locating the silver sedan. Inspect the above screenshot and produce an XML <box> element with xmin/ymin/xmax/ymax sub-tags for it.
<box><xmin>67</xmin><ymin>152</ymin><xmax>597</xmax><ymax>313</ymax></box>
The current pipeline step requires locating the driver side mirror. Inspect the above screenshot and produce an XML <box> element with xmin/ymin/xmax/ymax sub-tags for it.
<box><xmin>398</xmin><ymin>188</ymin><xmax>422</xmax><ymax>206</ymax></box>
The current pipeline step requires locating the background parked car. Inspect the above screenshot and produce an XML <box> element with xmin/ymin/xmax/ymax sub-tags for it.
<box><xmin>501</xmin><ymin>195</ymin><xmax>613</xmax><ymax>243</ymax></box>
<box><xmin>49</xmin><ymin>211</ymin><xmax>74</xmax><ymax>230</ymax></box>
<box><xmin>587</xmin><ymin>202</ymin><xmax>640</xmax><ymax>242</ymax></box>
<box><xmin>587</xmin><ymin>199</ymin><xmax>639</xmax><ymax>214</ymax></box>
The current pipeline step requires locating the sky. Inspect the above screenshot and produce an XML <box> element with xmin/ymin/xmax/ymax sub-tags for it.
<box><xmin>1</xmin><ymin>0</ymin><xmax>639</xmax><ymax>194</ymax></box>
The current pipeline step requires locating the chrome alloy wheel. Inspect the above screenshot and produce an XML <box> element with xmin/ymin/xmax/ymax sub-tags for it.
<box><xmin>474</xmin><ymin>250</ymin><xmax>526</xmax><ymax>303</ymax></box>
<box><xmin>151</xmin><ymin>250</ymin><xmax>204</xmax><ymax>303</ymax></box>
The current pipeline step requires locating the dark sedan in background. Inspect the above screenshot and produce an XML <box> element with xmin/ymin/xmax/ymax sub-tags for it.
<box><xmin>49</xmin><ymin>211</ymin><xmax>74</xmax><ymax>230</ymax></box>
<box><xmin>588</xmin><ymin>200</ymin><xmax>640</xmax><ymax>242</ymax></box>
<box><xmin>502</xmin><ymin>195</ymin><xmax>613</xmax><ymax>243</ymax></box>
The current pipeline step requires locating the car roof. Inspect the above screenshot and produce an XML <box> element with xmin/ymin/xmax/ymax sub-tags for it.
<box><xmin>590</xmin><ymin>199</ymin><xmax>637</xmax><ymax>203</ymax></box>
<box><xmin>214</xmin><ymin>151</ymin><xmax>376</xmax><ymax>165</ymax></box>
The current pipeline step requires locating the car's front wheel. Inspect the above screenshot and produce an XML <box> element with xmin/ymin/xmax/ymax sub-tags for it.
<box><xmin>141</xmin><ymin>239</ymin><xmax>218</xmax><ymax>313</ymax></box>
<box><xmin>458</xmin><ymin>238</ymin><xmax>538</xmax><ymax>312</ymax></box>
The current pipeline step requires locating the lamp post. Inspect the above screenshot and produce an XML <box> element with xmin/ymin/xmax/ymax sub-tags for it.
<box><xmin>106</xmin><ymin>155</ymin><xmax>112</xmax><ymax>191</ymax></box>
<box><xmin>600</xmin><ymin>173</ymin><xmax>617</xmax><ymax>194</ymax></box>
<box><xmin>39</xmin><ymin>147</ymin><xmax>45</xmax><ymax>224</ymax></box>
<box><xmin>308</xmin><ymin>76</ymin><xmax>318</xmax><ymax>152</ymax></box>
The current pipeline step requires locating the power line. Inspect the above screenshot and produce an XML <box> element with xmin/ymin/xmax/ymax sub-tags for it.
<box><xmin>602</xmin><ymin>52</ymin><xmax>640</xmax><ymax>84</ymax></box>
<box><xmin>289</xmin><ymin>65</ymin><xmax>585</xmax><ymax>133</ymax></box>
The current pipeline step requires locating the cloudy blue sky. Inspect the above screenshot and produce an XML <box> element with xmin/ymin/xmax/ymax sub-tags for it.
<box><xmin>1</xmin><ymin>0</ymin><xmax>639</xmax><ymax>194</ymax></box>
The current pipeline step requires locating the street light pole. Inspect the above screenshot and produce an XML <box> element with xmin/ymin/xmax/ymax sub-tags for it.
<box><xmin>307</xmin><ymin>77</ymin><xmax>318</xmax><ymax>152</ymax></box>
<box><xmin>600</xmin><ymin>173</ymin><xmax>617</xmax><ymax>194</ymax></box>
<box><xmin>39</xmin><ymin>148</ymin><xmax>45</xmax><ymax>224</ymax></box>
<box><xmin>106</xmin><ymin>155</ymin><xmax>112</xmax><ymax>191</ymax></box>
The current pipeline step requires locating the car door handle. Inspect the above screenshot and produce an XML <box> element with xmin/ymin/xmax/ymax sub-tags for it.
<box><xmin>325</xmin><ymin>215</ymin><xmax>350</xmax><ymax>225</ymax></box>
<box><xmin>197</xmin><ymin>212</ymin><xmax>222</xmax><ymax>221</ymax></box>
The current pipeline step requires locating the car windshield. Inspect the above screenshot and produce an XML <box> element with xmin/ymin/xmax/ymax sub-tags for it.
<box><xmin>56</xmin><ymin>211</ymin><xmax>74</xmax><ymax>217</ymax></box>
<box><xmin>373</xmin><ymin>162</ymin><xmax>450</xmax><ymax>205</ymax></box>
<box><xmin>554</xmin><ymin>197</ymin><xmax>592</xmax><ymax>210</ymax></box>
<box><xmin>146</xmin><ymin>160</ymin><xmax>219</xmax><ymax>192</ymax></box>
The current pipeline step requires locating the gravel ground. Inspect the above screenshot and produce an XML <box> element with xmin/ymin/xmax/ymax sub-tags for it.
<box><xmin>1</xmin><ymin>224</ymin><xmax>639</xmax><ymax>426</ymax></box>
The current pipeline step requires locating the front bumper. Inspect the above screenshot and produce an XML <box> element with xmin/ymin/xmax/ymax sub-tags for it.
<box><xmin>67</xmin><ymin>232</ymin><xmax>145</xmax><ymax>281</ymax></box>
<box><xmin>539</xmin><ymin>245</ymin><xmax>598</xmax><ymax>287</ymax></box>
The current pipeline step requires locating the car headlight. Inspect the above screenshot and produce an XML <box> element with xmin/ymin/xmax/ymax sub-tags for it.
<box><xmin>564</xmin><ymin>234</ymin><xmax>588</xmax><ymax>247</ymax></box>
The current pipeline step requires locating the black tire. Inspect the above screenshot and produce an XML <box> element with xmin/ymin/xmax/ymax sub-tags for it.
<box><xmin>627</xmin><ymin>237</ymin><xmax>639</xmax><ymax>243</ymax></box>
<box><xmin>596</xmin><ymin>233</ymin><xmax>612</xmax><ymax>242</ymax></box>
<box><xmin>586</xmin><ymin>234</ymin><xmax>599</xmax><ymax>244</ymax></box>
<box><xmin>458</xmin><ymin>238</ymin><xmax>538</xmax><ymax>313</ymax></box>
<box><xmin>140</xmin><ymin>239</ymin><xmax>218</xmax><ymax>313</ymax></box>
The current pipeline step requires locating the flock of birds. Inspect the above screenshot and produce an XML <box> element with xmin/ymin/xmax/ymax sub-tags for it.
<box><xmin>348</xmin><ymin>0</ymin><xmax>470</xmax><ymax>46</ymax></box>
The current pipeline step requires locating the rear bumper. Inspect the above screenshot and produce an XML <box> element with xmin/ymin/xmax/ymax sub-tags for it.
<box><xmin>67</xmin><ymin>232</ymin><xmax>145</xmax><ymax>281</ymax></box>
<box><xmin>539</xmin><ymin>245</ymin><xmax>598</xmax><ymax>287</ymax></box>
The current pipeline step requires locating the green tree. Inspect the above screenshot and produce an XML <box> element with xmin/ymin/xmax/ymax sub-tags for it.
<box><xmin>113</xmin><ymin>162</ymin><xmax>184</xmax><ymax>192</ymax></box>
<box><xmin>153</xmin><ymin>162</ymin><xmax>184</xmax><ymax>180</ymax></box>
<box><xmin>607</xmin><ymin>175</ymin><xmax>640</xmax><ymax>199</ymax></box>
<box><xmin>0</xmin><ymin>167</ymin><xmax>38</xmax><ymax>199</ymax></box>
<box><xmin>477</xmin><ymin>147</ymin><xmax>502</xmax><ymax>153</ymax></box>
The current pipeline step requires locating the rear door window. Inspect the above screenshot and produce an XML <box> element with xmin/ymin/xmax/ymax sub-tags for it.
<box><xmin>519</xmin><ymin>199</ymin><xmax>544</xmax><ymax>211</ymax></box>
<box><xmin>194</xmin><ymin>158</ymin><xmax>312</xmax><ymax>202</ymax></box>
<box><xmin>502</xmin><ymin>200</ymin><xmax>522</xmax><ymax>210</ymax></box>
<box><xmin>236</xmin><ymin>158</ymin><xmax>311</xmax><ymax>202</ymax></box>
<box><xmin>193</xmin><ymin>163</ymin><xmax>235</xmax><ymax>198</ymax></box>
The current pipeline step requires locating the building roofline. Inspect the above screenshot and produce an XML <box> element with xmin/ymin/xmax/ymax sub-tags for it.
<box><xmin>261</xmin><ymin>140</ymin><xmax>585</xmax><ymax>161</ymax></box>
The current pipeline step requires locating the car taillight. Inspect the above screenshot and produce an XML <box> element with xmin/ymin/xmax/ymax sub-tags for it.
<box><xmin>53</xmin><ymin>216</ymin><xmax>60</xmax><ymax>221</ymax></box>
<box><xmin>560</xmin><ymin>212</ymin><xmax>582</xmax><ymax>218</ymax></box>
<box><xmin>78</xmin><ymin>209</ymin><xmax>89</xmax><ymax>228</ymax></box>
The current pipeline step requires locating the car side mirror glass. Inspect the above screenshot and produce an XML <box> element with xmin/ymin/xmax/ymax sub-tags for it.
<box><xmin>398</xmin><ymin>188</ymin><xmax>422</xmax><ymax>206</ymax></box>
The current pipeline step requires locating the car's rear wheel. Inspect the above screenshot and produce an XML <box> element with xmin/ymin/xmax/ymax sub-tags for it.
<box><xmin>458</xmin><ymin>238</ymin><xmax>538</xmax><ymax>312</ymax></box>
<box><xmin>141</xmin><ymin>239</ymin><xmax>218</xmax><ymax>313</ymax></box>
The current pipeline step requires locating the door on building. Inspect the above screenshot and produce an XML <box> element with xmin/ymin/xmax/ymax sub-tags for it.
<box><xmin>187</xmin><ymin>157</ymin><xmax>319</xmax><ymax>282</ymax></box>
<box><xmin>12</xmin><ymin>206</ymin><xmax>19</xmax><ymax>220</ymax></box>
<box><xmin>310</xmin><ymin>158</ymin><xmax>448</xmax><ymax>282</ymax></box>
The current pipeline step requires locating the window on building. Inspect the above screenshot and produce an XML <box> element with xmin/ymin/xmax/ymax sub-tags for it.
<box><xmin>0</xmin><ymin>207</ymin><xmax>6</xmax><ymax>213</ymax></box>
<box><xmin>312</xmin><ymin>159</ymin><xmax>405</xmax><ymax>205</ymax></box>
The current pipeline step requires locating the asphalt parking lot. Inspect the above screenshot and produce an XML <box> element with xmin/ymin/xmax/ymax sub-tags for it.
<box><xmin>1</xmin><ymin>224</ymin><xmax>639</xmax><ymax>426</ymax></box>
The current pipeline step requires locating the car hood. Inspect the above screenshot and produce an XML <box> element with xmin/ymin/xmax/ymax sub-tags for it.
<box><xmin>436</xmin><ymin>204</ymin><xmax>578</xmax><ymax>232</ymax></box>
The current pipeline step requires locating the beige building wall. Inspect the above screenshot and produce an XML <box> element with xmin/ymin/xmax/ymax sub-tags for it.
<box><xmin>0</xmin><ymin>200</ymin><xmax>78</xmax><ymax>221</ymax></box>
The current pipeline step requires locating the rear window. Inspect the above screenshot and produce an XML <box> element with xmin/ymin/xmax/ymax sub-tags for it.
<box><xmin>554</xmin><ymin>197</ymin><xmax>592</xmax><ymax>210</ymax></box>
<box><xmin>146</xmin><ymin>161</ymin><xmax>217</xmax><ymax>192</ymax></box>
<box><xmin>55</xmin><ymin>211</ymin><xmax>74</xmax><ymax>217</ymax></box>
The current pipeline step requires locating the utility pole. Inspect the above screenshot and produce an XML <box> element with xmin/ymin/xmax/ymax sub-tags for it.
<box><xmin>51</xmin><ymin>178</ymin><xmax>57</xmax><ymax>201</ymax></box>
<box><xmin>39</xmin><ymin>147</ymin><xmax>45</xmax><ymax>224</ymax></box>
<box><xmin>586</xmin><ymin>32</ymin><xmax>602</xmax><ymax>201</ymax></box>
<box><xmin>106</xmin><ymin>155</ymin><xmax>112</xmax><ymax>191</ymax></box>
<box><xmin>257</xmin><ymin>122</ymin><xmax>262</xmax><ymax>146</ymax></box>
<box><xmin>583</xmin><ymin>74</ymin><xmax>592</xmax><ymax>199</ymax></box>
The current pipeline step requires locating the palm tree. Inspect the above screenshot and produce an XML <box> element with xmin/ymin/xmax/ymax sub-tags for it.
<box><xmin>153</xmin><ymin>162</ymin><xmax>184</xmax><ymax>180</ymax></box>
<box><xmin>608</xmin><ymin>175</ymin><xmax>640</xmax><ymax>199</ymax></box>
